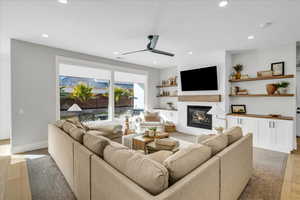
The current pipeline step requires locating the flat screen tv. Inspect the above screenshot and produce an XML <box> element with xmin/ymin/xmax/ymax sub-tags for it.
<box><xmin>180</xmin><ymin>66</ymin><xmax>218</xmax><ymax>91</ymax></box>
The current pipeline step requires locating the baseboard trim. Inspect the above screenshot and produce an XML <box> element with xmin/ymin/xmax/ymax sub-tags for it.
<box><xmin>11</xmin><ymin>140</ymin><xmax>48</xmax><ymax>154</ymax></box>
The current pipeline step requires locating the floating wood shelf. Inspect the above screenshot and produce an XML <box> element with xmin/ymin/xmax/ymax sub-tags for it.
<box><xmin>227</xmin><ymin>113</ymin><xmax>293</xmax><ymax>121</ymax></box>
<box><xmin>178</xmin><ymin>95</ymin><xmax>221</xmax><ymax>102</ymax></box>
<box><xmin>229</xmin><ymin>74</ymin><xmax>294</xmax><ymax>82</ymax></box>
<box><xmin>153</xmin><ymin>108</ymin><xmax>178</xmax><ymax>111</ymax></box>
<box><xmin>156</xmin><ymin>95</ymin><xmax>178</xmax><ymax>98</ymax></box>
<box><xmin>229</xmin><ymin>94</ymin><xmax>294</xmax><ymax>97</ymax></box>
<box><xmin>156</xmin><ymin>84</ymin><xmax>178</xmax><ymax>88</ymax></box>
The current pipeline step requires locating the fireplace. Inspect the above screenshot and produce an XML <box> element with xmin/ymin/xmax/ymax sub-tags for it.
<box><xmin>187</xmin><ymin>106</ymin><xmax>212</xmax><ymax>129</ymax></box>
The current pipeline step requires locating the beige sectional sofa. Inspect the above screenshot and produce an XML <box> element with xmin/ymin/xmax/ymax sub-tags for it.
<box><xmin>48</xmin><ymin>121</ymin><xmax>253</xmax><ymax>200</ymax></box>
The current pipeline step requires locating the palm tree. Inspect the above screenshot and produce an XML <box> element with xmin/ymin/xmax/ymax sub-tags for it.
<box><xmin>71</xmin><ymin>82</ymin><xmax>94</xmax><ymax>102</ymax></box>
<box><xmin>103</xmin><ymin>87</ymin><xmax>134</xmax><ymax>103</ymax></box>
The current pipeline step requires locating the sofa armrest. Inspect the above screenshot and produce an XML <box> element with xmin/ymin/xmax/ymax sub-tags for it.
<box><xmin>48</xmin><ymin>124</ymin><xmax>75</xmax><ymax>191</ymax></box>
<box><xmin>216</xmin><ymin>133</ymin><xmax>253</xmax><ymax>200</ymax></box>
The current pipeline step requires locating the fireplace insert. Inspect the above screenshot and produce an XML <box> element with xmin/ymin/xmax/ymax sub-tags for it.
<box><xmin>187</xmin><ymin>106</ymin><xmax>212</xmax><ymax>129</ymax></box>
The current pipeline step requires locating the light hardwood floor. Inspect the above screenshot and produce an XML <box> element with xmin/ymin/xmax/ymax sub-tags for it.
<box><xmin>1</xmin><ymin>138</ymin><xmax>300</xmax><ymax>200</ymax></box>
<box><xmin>0</xmin><ymin>140</ymin><xmax>32</xmax><ymax>200</ymax></box>
<box><xmin>281</xmin><ymin>138</ymin><xmax>300</xmax><ymax>200</ymax></box>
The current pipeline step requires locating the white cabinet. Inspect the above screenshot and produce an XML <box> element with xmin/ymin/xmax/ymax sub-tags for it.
<box><xmin>257</xmin><ymin>119</ymin><xmax>274</xmax><ymax>150</ymax></box>
<box><xmin>227</xmin><ymin>116</ymin><xmax>259</xmax><ymax>146</ymax></box>
<box><xmin>227</xmin><ymin>116</ymin><xmax>294</xmax><ymax>153</ymax></box>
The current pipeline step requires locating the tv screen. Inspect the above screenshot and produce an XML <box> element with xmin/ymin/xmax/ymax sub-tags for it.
<box><xmin>180</xmin><ymin>66</ymin><xmax>218</xmax><ymax>91</ymax></box>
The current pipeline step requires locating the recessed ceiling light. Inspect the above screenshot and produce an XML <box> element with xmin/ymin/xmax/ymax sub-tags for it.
<box><xmin>58</xmin><ymin>0</ymin><xmax>68</xmax><ymax>4</ymax></box>
<box><xmin>41</xmin><ymin>34</ymin><xmax>49</xmax><ymax>38</ymax></box>
<box><xmin>219</xmin><ymin>0</ymin><xmax>228</xmax><ymax>7</ymax></box>
<box><xmin>188</xmin><ymin>51</ymin><xmax>193</xmax><ymax>55</ymax></box>
<box><xmin>153</xmin><ymin>61</ymin><xmax>157</xmax><ymax>64</ymax></box>
<box><xmin>248</xmin><ymin>35</ymin><xmax>255</xmax><ymax>40</ymax></box>
<box><xmin>113</xmin><ymin>51</ymin><xmax>120</xmax><ymax>55</ymax></box>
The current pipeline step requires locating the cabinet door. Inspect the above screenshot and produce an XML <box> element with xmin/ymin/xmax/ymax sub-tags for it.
<box><xmin>273</xmin><ymin>120</ymin><xmax>293</xmax><ymax>153</ymax></box>
<box><xmin>227</xmin><ymin>116</ymin><xmax>241</xmax><ymax>129</ymax></box>
<box><xmin>240</xmin><ymin>118</ymin><xmax>259</xmax><ymax>146</ymax></box>
<box><xmin>258</xmin><ymin>119</ymin><xmax>274</xmax><ymax>150</ymax></box>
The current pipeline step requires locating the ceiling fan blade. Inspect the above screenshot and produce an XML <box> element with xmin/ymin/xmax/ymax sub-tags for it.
<box><xmin>147</xmin><ymin>35</ymin><xmax>159</xmax><ymax>49</ymax></box>
<box><xmin>151</xmin><ymin>49</ymin><xmax>175</xmax><ymax>57</ymax></box>
<box><xmin>122</xmin><ymin>49</ymin><xmax>149</xmax><ymax>55</ymax></box>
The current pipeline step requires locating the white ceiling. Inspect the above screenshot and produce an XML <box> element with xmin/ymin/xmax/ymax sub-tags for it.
<box><xmin>1</xmin><ymin>0</ymin><xmax>300</xmax><ymax>68</ymax></box>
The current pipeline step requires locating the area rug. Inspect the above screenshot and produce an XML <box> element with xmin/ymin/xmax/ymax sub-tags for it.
<box><xmin>239</xmin><ymin>148</ymin><xmax>288</xmax><ymax>200</ymax></box>
<box><xmin>26</xmin><ymin>156</ymin><xmax>75</xmax><ymax>200</ymax></box>
<box><xmin>26</xmin><ymin>148</ymin><xmax>287</xmax><ymax>200</ymax></box>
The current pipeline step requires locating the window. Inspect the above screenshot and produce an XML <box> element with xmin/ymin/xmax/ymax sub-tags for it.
<box><xmin>57</xmin><ymin>62</ymin><xmax>147</xmax><ymax>122</ymax></box>
<box><xmin>59</xmin><ymin>64</ymin><xmax>111</xmax><ymax>122</ymax></box>
<box><xmin>114</xmin><ymin>71</ymin><xmax>146</xmax><ymax>120</ymax></box>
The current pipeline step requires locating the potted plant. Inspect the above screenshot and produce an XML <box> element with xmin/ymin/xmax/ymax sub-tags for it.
<box><xmin>148</xmin><ymin>127</ymin><xmax>157</xmax><ymax>137</ymax></box>
<box><xmin>233</xmin><ymin>64</ymin><xmax>243</xmax><ymax>79</ymax></box>
<box><xmin>275</xmin><ymin>81</ymin><xmax>290</xmax><ymax>94</ymax></box>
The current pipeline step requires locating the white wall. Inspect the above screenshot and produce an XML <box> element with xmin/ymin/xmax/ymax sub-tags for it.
<box><xmin>176</xmin><ymin>52</ymin><xmax>228</xmax><ymax>135</ymax></box>
<box><xmin>231</xmin><ymin>45</ymin><xmax>296</xmax><ymax>116</ymax></box>
<box><xmin>10</xmin><ymin>39</ymin><xmax>160</xmax><ymax>153</ymax></box>
<box><xmin>158</xmin><ymin>52</ymin><xmax>228</xmax><ymax>135</ymax></box>
<box><xmin>0</xmin><ymin>53</ymin><xmax>11</xmax><ymax>140</ymax></box>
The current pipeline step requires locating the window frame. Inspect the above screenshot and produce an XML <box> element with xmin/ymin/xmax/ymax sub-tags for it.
<box><xmin>55</xmin><ymin>56</ymin><xmax>148</xmax><ymax>123</ymax></box>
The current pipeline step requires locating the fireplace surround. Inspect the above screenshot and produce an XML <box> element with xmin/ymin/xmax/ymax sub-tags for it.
<box><xmin>187</xmin><ymin>106</ymin><xmax>212</xmax><ymax>129</ymax></box>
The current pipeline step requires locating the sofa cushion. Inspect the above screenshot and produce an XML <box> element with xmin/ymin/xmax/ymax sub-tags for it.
<box><xmin>196</xmin><ymin>134</ymin><xmax>215</xmax><ymax>143</ymax></box>
<box><xmin>83</xmin><ymin>133</ymin><xmax>110</xmax><ymax>157</ymax></box>
<box><xmin>104</xmin><ymin>145</ymin><xmax>169</xmax><ymax>195</ymax></box>
<box><xmin>224</xmin><ymin>126</ymin><xmax>243</xmax><ymax>145</ymax></box>
<box><xmin>62</xmin><ymin>121</ymin><xmax>77</xmax><ymax>134</ymax></box>
<box><xmin>146</xmin><ymin>150</ymin><xmax>173</xmax><ymax>164</ymax></box>
<box><xmin>54</xmin><ymin>120</ymin><xmax>66</xmax><ymax>129</ymax></box>
<box><xmin>87</xmin><ymin>130</ymin><xmax>121</xmax><ymax>140</ymax></box>
<box><xmin>163</xmin><ymin>144</ymin><xmax>211</xmax><ymax>183</ymax></box>
<box><xmin>86</xmin><ymin>124</ymin><xmax>122</xmax><ymax>139</ymax></box>
<box><xmin>66</xmin><ymin>118</ymin><xmax>87</xmax><ymax>130</ymax></box>
<box><xmin>69</xmin><ymin>127</ymin><xmax>85</xmax><ymax>143</ymax></box>
<box><xmin>201</xmin><ymin>134</ymin><xmax>228</xmax><ymax>155</ymax></box>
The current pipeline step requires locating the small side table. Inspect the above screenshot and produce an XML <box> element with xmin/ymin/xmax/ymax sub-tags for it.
<box><xmin>146</xmin><ymin>140</ymin><xmax>179</xmax><ymax>154</ymax></box>
<box><xmin>132</xmin><ymin>132</ymin><xmax>169</xmax><ymax>153</ymax></box>
<box><xmin>132</xmin><ymin>136</ymin><xmax>154</xmax><ymax>153</ymax></box>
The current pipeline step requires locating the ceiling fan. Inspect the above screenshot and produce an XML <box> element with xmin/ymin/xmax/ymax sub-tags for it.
<box><xmin>122</xmin><ymin>35</ymin><xmax>175</xmax><ymax>57</ymax></box>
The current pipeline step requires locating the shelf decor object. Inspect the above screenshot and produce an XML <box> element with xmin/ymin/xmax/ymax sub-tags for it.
<box><xmin>229</xmin><ymin>74</ymin><xmax>294</xmax><ymax>82</ymax></box>
<box><xmin>266</xmin><ymin>84</ymin><xmax>277</xmax><ymax>95</ymax></box>
<box><xmin>271</xmin><ymin>62</ymin><xmax>285</xmax><ymax>76</ymax></box>
<box><xmin>233</xmin><ymin>64</ymin><xmax>243</xmax><ymax>80</ymax></box>
<box><xmin>231</xmin><ymin>105</ymin><xmax>246</xmax><ymax>114</ymax></box>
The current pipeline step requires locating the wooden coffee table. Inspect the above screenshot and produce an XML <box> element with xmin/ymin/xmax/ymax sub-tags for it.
<box><xmin>132</xmin><ymin>132</ymin><xmax>169</xmax><ymax>153</ymax></box>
